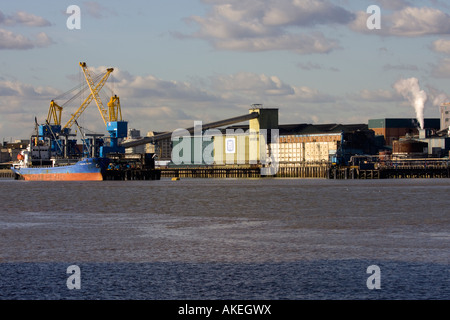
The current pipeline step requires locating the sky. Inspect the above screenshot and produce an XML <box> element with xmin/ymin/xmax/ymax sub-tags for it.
<box><xmin>2</xmin><ymin>0</ymin><xmax>450</xmax><ymax>141</ymax></box>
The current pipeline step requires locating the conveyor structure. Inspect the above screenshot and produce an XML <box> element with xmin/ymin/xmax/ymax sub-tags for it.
<box><xmin>120</xmin><ymin>112</ymin><xmax>260</xmax><ymax>149</ymax></box>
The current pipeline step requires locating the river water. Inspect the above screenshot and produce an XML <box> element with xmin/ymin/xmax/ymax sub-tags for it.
<box><xmin>0</xmin><ymin>177</ymin><xmax>448</xmax><ymax>299</ymax></box>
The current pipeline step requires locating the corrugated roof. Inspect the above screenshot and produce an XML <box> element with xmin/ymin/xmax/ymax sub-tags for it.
<box><xmin>279</xmin><ymin>123</ymin><xmax>368</xmax><ymax>135</ymax></box>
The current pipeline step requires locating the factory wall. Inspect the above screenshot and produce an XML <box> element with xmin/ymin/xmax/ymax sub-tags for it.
<box><xmin>419</xmin><ymin>137</ymin><xmax>450</xmax><ymax>157</ymax></box>
<box><xmin>369</xmin><ymin>118</ymin><xmax>440</xmax><ymax>146</ymax></box>
<box><xmin>0</xmin><ymin>149</ymin><xmax>11</xmax><ymax>162</ymax></box>
<box><xmin>164</xmin><ymin>128</ymin><xmax>378</xmax><ymax>166</ymax></box>
<box><xmin>440</xmin><ymin>104</ymin><xmax>450</xmax><ymax>131</ymax></box>
<box><xmin>171</xmin><ymin>136</ymin><xmax>214</xmax><ymax>165</ymax></box>
<box><xmin>213</xmin><ymin>134</ymin><xmax>251</xmax><ymax>165</ymax></box>
<box><xmin>277</xmin><ymin>141</ymin><xmax>339</xmax><ymax>163</ymax></box>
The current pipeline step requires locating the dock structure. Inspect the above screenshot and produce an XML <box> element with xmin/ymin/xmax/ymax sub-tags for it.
<box><xmin>160</xmin><ymin>163</ymin><xmax>330</xmax><ymax>179</ymax></box>
<box><xmin>3</xmin><ymin>165</ymin><xmax>450</xmax><ymax>180</ymax></box>
<box><xmin>160</xmin><ymin>167</ymin><xmax>261</xmax><ymax>178</ymax></box>
<box><xmin>327</xmin><ymin>159</ymin><xmax>450</xmax><ymax>179</ymax></box>
<box><xmin>0</xmin><ymin>169</ymin><xmax>14</xmax><ymax>179</ymax></box>
<box><xmin>103</xmin><ymin>168</ymin><xmax>161</xmax><ymax>180</ymax></box>
<box><xmin>275</xmin><ymin>163</ymin><xmax>329</xmax><ymax>178</ymax></box>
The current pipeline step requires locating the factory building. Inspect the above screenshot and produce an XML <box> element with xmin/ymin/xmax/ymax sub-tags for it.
<box><xmin>145</xmin><ymin>131</ymin><xmax>172</xmax><ymax>160</ymax></box>
<box><xmin>148</xmin><ymin>110</ymin><xmax>450</xmax><ymax>164</ymax></box>
<box><xmin>440</xmin><ymin>104</ymin><xmax>450</xmax><ymax>131</ymax></box>
<box><xmin>368</xmin><ymin>118</ymin><xmax>440</xmax><ymax>146</ymax></box>
<box><xmin>222</xmin><ymin>122</ymin><xmax>382</xmax><ymax>165</ymax></box>
<box><xmin>1</xmin><ymin>140</ymin><xmax>30</xmax><ymax>163</ymax></box>
<box><xmin>123</xmin><ymin>129</ymin><xmax>146</xmax><ymax>154</ymax></box>
<box><xmin>144</xmin><ymin>107</ymin><xmax>386</xmax><ymax>167</ymax></box>
<box><xmin>417</xmin><ymin>129</ymin><xmax>450</xmax><ymax>158</ymax></box>
<box><xmin>214</xmin><ymin>107</ymin><xmax>278</xmax><ymax>166</ymax></box>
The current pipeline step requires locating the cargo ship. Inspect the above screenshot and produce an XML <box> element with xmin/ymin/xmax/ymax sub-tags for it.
<box><xmin>9</xmin><ymin>62</ymin><xmax>163</xmax><ymax>181</ymax></box>
<box><xmin>11</xmin><ymin>145</ymin><xmax>110</xmax><ymax>181</ymax></box>
<box><xmin>10</xmin><ymin>62</ymin><xmax>129</xmax><ymax>181</ymax></box>
<box><xmin>11</xmin><ymin>158</ymin><xmax>109</xmax><ymax>181</ymax></box>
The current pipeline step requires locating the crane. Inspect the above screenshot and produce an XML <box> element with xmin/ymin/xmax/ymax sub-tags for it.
<box><xmin>62</xmin><ymin>63</ymin><xmax>115</xmax><ymax>129</ymax></box>
<box><xmin>43</xmin><ymin>62</ymin><xmax>128</xmax><ymax>158</ymax></box>
<box><xmin>77</xmin><ymin>62</ymin><xmax>127</xmax><ymax>156</ymax></box>
<box><xmin>47</xmin><ymin>100</ymin><xmax>63</xmax><ymax>126</ymax></box>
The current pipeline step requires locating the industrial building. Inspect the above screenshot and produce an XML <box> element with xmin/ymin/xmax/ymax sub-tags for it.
<box><xmin>368</xmin><ymin>118</ymin><xmax>440</xmax><ymax>146</ymax></box>
<box><xmin>440</xmin><ymin>103</ymin><xmax>450</xmax><ymax>130</ymax></box>
<box><xmin>122</xmin><ymin>128</ymin><xmax>146</xmax><ymax>154</ymax></box>
<box><xmin>148</xmin><ymin>107</ymin><xmax>384</xmax><ymax>168</ymax></box>
<box><xmin>1</xmin><ymin>140</ymin><xmax>30</xmax><ymax>163</ymax></box>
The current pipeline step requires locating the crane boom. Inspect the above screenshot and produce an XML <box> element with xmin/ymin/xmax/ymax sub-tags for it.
<box><xmin>79</xmin><ymin>62</ymin><xmax>113</xmax><ymax>126</ymax></box>
<box><xmin>62</xmin><ymin>63</ymin><xmax>113</xmax><ymax>129</ymax></box>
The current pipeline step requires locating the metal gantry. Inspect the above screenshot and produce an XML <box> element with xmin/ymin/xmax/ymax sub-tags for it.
<box><xmin>63</xmin><ymin>62</ymin><xmax>114</xmax><ymax>129</ymax></box>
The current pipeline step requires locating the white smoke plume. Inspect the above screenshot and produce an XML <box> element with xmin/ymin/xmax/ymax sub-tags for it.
<box><xmin>393</xmin><ymin>77</ymin><xmax>427</xmax><ymax>129</ymax></box>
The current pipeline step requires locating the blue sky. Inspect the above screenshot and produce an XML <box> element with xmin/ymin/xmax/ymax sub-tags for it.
<box><xmin>2</xmin><ymin>0</ymin><xmax>450</xmax><ymax>141</ymax></box>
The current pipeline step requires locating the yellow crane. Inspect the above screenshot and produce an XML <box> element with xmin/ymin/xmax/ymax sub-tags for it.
<box><xmin>107</xmin><ymin>94</ymin><xmax>122</xmax><ymax>123</ymax></box>
<box><xmin>46</xmin><ymin>62</ymin><xmax>122</xmax><ymax>130</ymax></box>
<box><xmin>47</xmin><ymin>100</ymin><xmax>63</xmax><ymax>126</ymax></box>
<box><xmin>63</xmin><ymin>62</ymin><xmax>115</xmax><ymax>129</ymax></box>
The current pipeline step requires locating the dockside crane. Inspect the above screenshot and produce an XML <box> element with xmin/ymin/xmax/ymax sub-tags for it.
<box><xmin>77</xmin><ymin>62</ymin><xmax>127</xmax><ymax>157</ymax></box>
<box><xmin>47</xmin><ymin>100</ymin><xmax>63</xmax><ymax>126</ymax></box>
<box><xmin>42</xmin><ymin>62</ymin><xmax>127</xmax><ymax>159</ymax></box>
<box><xmin>63</xmin><ymin>63</ymin><xmax>115</xmax><ymax>130</ymax></box>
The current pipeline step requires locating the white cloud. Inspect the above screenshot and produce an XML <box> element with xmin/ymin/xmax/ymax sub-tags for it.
<box><xmin>35</xmin><ymin>32</ymin><xmax>54</xmax><ymax>47</ymax></box>
<box><xmin>350</xmin><ymin>6</ymin><xmax>450</xmax><ymax>37</ymax></box>
<box><xmin>431</xmin><ymin>38</ymin><xmax>450</xmax><ymax>53</ymax></box>
<box><xmin>0</xmin><ymin>68</ymin><xmax>341</xmax><ymax>138</ymax></box>
<box><xmin>390</xmin><ymin>7</ymin><xmax>450</xmax><ymax>36</ymax></box>
<box><xmin>0</xmin><ymin>79</ymin><xmax>59</xmax><ymax>98</ymax></box>
<box><xmin>261</xmin><ymin>0</ymin><xmax>354</xmax><ymax>27</ymax></box>
<box><xmin>0</xmin><ymin>10</ymin><xmax>54</xmax><ymax>50</ymax></box>
<box><xmin>116</xmin><ymin>73</ymin><xmax>218</xmax><ymax>102</ymax></box>
<box><xmin>214</xmin><ymin>31</ymin><xmax>339</xmax><ymax>54</ymax></box>
<box><xmin>289</xmin><ymin>85</ymin><xmax>335</xmax><ymax>103</ymax></box>
<box><xmin>0</xmin><ymin>28</ymin><xmax>33</xmax><ymax>49</ymax></box>
<box><xmin>209</xmin><ymin>71</ymin><xmax>335</xmax><ymax>103</ymax></box>
<box><xmin>183</xmin><ymin>0</ymin><xmax>351</xmax><ymax>54</ymax></box>
<box><xmin>211</xmin><ymin>72</ymin><xmax>294</xmax><ymax>96</ymax></box>
<box><xmin>0</xmin><ymin>28</ymin><xmax>54</xmax><ymax>50</ymax></box>
<box><xmin>0</xmin><ymin>10</ymin><xmax>51</xmax><ymax>27</ymax></box>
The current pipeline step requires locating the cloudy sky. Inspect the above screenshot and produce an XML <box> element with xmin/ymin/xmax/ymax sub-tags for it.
<box><xmin>2</xmin><ymin>0</ymin><xmax>450</xmax><ymax>141</ymax></box>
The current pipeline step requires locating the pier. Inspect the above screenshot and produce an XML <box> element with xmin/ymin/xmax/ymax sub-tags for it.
<box><xmin>102</xmin><ymin>168</ymin><xmax>161</xmax><ymax>180</ymax></box>
<box><xmin>327</xmin><ymin>159</ymin><xmax>450</xmax><ymax>179</ymax></box>
<box><xmin>0</xmin><ymin>169</ymin><xmax>14</xmax><ymax>179</ymax></box>
<box><xmin>160</xmin><ymin>167</ymin><xmax>261</xmax><ymax>178</ymax></box>
<box><xmin>160</xmin><ymin>163</ymin><xmax>329</xmax><ymax>179</ymax></box>
<box><xmin>3</xmin><ymin>161</ymin><xmax>450</xmax><ymax>180</ymax></box>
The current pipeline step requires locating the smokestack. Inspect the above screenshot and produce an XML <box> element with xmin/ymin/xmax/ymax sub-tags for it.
<box><xmin>394</xmin><ymin>77</ymin><xmax>427</xmax><ymax>129</ymax></box>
